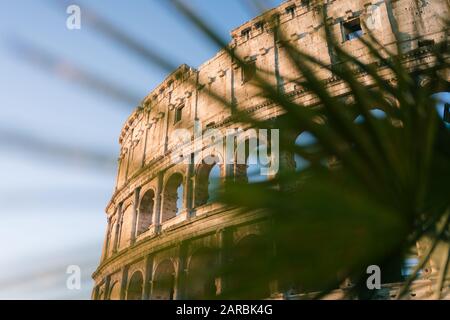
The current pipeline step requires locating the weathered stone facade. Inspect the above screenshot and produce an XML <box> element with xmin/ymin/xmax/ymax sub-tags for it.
<box><xmin>92</xmin><ymin>0</ymin><xmax>449</xmax><ymax>300</ymax></box>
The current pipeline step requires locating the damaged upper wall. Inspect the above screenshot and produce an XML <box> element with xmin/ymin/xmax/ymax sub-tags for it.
<box><xmin>117</xmin><ymin>64</ymin><xmax>196</xmax><ymax>187</ymax></box>
<box><xmin>114</xmin><ymin>0</ymin><xmax>448</xmax><ymax>190</ymax></box>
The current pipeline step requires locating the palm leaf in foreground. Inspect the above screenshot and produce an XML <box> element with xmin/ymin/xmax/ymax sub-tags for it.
<box><xmin>216</xmin><ymin>16</ymin><xmax>450</xmax><ymax>299</ymax></box>
<box><xmin>157</xmin><ymin>1</ymin><xmax>450</xmax><ymax>299</ymax></box>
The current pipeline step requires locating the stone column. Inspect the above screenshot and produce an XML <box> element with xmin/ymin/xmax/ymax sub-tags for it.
<box><xmin>268</xmin><ymin>218</ymin><xmax>282</xmax><ymax>299</ymax></box>
<box><xmin>92</xmin><ymin>285</ymin><xmax>99</xmax><ymax>300</ymax></box>
<box><xmin>181</xmin><ymin>168</ymin><xmax>188</xmax><ymax>215</ymax></box>
<box><xmin>153</xmin><ymin>172</ymin><xmax>164</xmax><ymax>231</ymax></box>
<box><xmin>224</xmin><ymin>132</ymin><xmax>235</xmax><ymax>182</ymax></box>
<box><xmin>186</xmin><ymin>154</ymin><xmax>195</xmax><ymax>217</ymax></box>
<box><xmin>216</xmin><ymin>228</ymin><xmax>232</xmax><ymax>297</ymax></box>
<box><xmin>141</xmin><ymin>113</ymin><xmax>150</xmax><ymax>168</ymax></box>
<box><xmin>193</xmin><ymin>70</ymin><xmax>199</xmax><ymax>121</ymax></box>
<box><xmin>130</xmin><ymin>187</ymin><xmax>141</xmax><ymax>244</ymax></box>
<box><xmin>278</xmin><ymin>149</ymin><xmax>295</xmax><ymax>171</ymax></box>
<box><xmin>143</xmin><ymin>255</ymin><xmax>154</xmax><ymax>300</ymax></box>
<box><xmin>163</xmin><ymin>93</ymin><xmax>172</xmax><ymax>154</ymax></box>
<box><xmin>101</xmin><ymin>217</ymin><xmax>112</xmax><ymax>262</ymax></box>
<box><xmin>230</xmin><ymin>48</ymin><xmax>237</xmax><ymax>114</ymax></box>
<box><xmin>103</xmin><ymin>275</ymin><xmax>111</xmax><ymax>300</ymax></box>
<box><xmin>113</xmin><ymin>204</ymin><xmax>123</xmax><ymax>253</ymax></box>
<box><xmin>174</xmin><ymin>241</ymin><xmax>188</xmax><ymax>300</ymax></box>
<box><xmin>271</xmin><ymin>17</ymin><xmax>284</xmax><ymax>94</ymax></box>
<box><xmin>115</xmin><ymin>157</ymin><xmax>123</xmax><ymax>191</ymax></box>
<box><xmin>124</xmin><ymin>144</ymin><xmax>132</xmax><ymax>183</ymax></box>
<box><xmin>119</xmin><ymin>266</ymin><xmax>129</xmax><ymax>300</ymax></box>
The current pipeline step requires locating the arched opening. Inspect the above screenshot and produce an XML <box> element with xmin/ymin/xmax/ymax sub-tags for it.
<box><xmin>152</xmin><ymin>260</ymin><xmax>176</xmax><ymax>300</ymax></box>
<box><xmin>126</xmin><ymin>271</ymin><xmax>143</xmax><ymax>300</ymax></box>
<box><xmin>107</xmin><ymin>219</ymin><xmax>117</xmax><ymax>257</ymax></box>
<box><xmin>431</xmin><ymin>92</ymin><xmax>450</xmax><ymax>129</ymax></box>
<box><xmin>162</xmin><ymin>173</ymin><xmax>184</xmax><ymax>222</ymax></box>
<box><xmin>208</xmin><ymin>164</ymin><xmax>221</xmax><ymax>202</ymax></box>
<box><xmin>229</xmin><ymin>235</ymin><xmax>271</xmax><ymax>299</ymax></box>
<box><xmin>401</xmin><ymin>250</ymin><xmax>420</xmax><ymax>279</ymax></box>
<box><xmin>354</xmin><ymin>108</ymin><xmax>387</xmax><ymax>124</ymax></box>
<box><xmin>235</xmin><ymin>139</ymin><xmax>271</xmax><ymax>184</ymax></box>
<box><xmin>247</xmin><ymin>144</ymin><xmax>270</xmax><ymax>183</ymax></box>
<box><xmin>137</xmin><ymin>189</ymin><xmax>155</xmax><ymax>235</ymax></box>
<box><xmin>108</xmin><ymin>281</ymin><xmax>120</xmax><ymax>300</ymax></box>
<box><xmin>195</xmin><ymin>158</ymin><xmax>222</xmax><ymax>207</ymax></box>
<box><xmin>97</xmin><ymin>288</ymin><xmax>105</xmax><ymax>300</ymax></box>
<box><xmin>294</xmin><ymin>131</ymin><xmax>317</xmax><ymax>171</ymax></box>
<box><xmin>118</xmin><ymin>204</ymin><xmax>133</xmax><ymax>251</ymax></box>
<box><xmin>186</xmin><ymin>248</ymin><xmax>217</xmax><ymax>299</ymax></box>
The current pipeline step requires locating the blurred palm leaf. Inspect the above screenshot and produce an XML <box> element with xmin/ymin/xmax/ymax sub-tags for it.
<box><xmin>202</xmin><ymin>4</ymin><xmax>450</xmax><ymax>299</ymax></box>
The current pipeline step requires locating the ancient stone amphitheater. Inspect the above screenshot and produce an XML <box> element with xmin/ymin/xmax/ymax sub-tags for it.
<box><xmin>92</xmin><ymin>0</ymin><xmax>449</xmax><ymax>300</ymax></box>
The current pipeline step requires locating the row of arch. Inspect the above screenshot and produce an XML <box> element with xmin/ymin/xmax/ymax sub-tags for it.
<box><xmin>131</xmin><ymin>125</ymin><xmax>341</xmax><ymax>238</ymax></box>
<box><xmin>102</xmin><ymin>233</ymin><xmax>417</xmax><ymax>300</ymax></box>
<box><xmin>139</xmin><ymin>128</ymin><xmax>321</xmax><ymax>225</ymax></box>
<box><xmin>136</xmin><ymin>162</ymin><xmax>222</xmax><ymax>235</ymax></box>
<box><xmin>115</xmin><ymin>95</ymin><xmax>450</xmax><ymax>251</ymax></box>
<box><xmin>105</xmin><ymin>234</ymin><xmax>271</xmax><ymax>300</ymax></box>
<box><xmin>102</xmin><ymin>94</ymin><xmax>450</xmax><ymax>298</ymax></box>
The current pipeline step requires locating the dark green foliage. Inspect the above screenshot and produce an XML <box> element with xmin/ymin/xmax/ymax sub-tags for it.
<box><xmin>168</xmin><ymin>0</ymin><xmax>450</xmax><ymax>299</ymax></box>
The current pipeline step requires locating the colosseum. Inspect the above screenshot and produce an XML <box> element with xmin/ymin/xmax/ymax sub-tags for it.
<box><xmin>92</xmin><ymin>0</ymin><xmax>449</xmax><ymax>300</ymax></box>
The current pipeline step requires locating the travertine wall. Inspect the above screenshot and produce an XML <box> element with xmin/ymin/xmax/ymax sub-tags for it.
<box><xmin>93</xmin><ymin>0</ymin><xmax>449</xmax><ymax>300</ymax></box>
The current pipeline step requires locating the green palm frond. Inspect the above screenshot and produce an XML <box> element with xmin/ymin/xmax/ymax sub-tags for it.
<box><xmin>164</xmin><ymin>0</ymin><xmax>450</xmax><ymax>299</ymax></box>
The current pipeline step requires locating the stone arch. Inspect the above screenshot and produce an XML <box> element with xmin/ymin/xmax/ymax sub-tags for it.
<box><xmin>194</xmin><ymin>156</ymin><xmax>223</xmax><ymax>207</ymax></box>
<box><xmin>108</xmin><ymin>281</ymin><xmax>120</xmax><ymax>300</ymax></box>
<box><xmin>162</xmin><ymin>173</ymin><xmax>184</xmax><ymax>222</ymax></box>
<box><xmin>294</xmin><ymin>131</ymin><xmax>317</xmax><ymax>171</ymax></box>
<box><xmin>353</xmin><ymin>108</ymin><xmax>387</xmax><ymax>124</ymax></box>
<box><xmin>152</xmin><ymin>259</ymin><xmax>176</xmax><ymax>300</ymax></box>
<box><xmin>126</xmin><ymin>271</ymin><xmax>143</xmax><ymax>300</ymax></box>
<box><xmin>234</xmin><ymin>133</ymin><xmax>256</xmax><ymax>183</ymax></box>
<box><xmin>98</xmin><ymin>288</ymin><xmax>105</xmax><ymax>300</ymax></box>
<box><xmin>185</xmin><ymin>248</ymin><xmax>217</xmax><ymax>299</ymax></box>
<box><xmin>275</xmin><ymin>122</ymin><xmax>302</xmax><ymax>174</ymax></box>
<box><xmin>118</xmin><ymin>202</ymin><xmax>133</xmax><ymax>250</ymax></box>
<box><xmin>229</xmin><ymin>234</ymin><xmax>271</xmax><ymax>299</ymax></box>
<box><xmin>137</xmin><ymin>189</ymin><xmax>155</xmax><ymax>235</ymax></box>
<box><xmin>352</xmin><ymin>106</ymin><xmax>407</xmax><ymax>129</ymax></box>
<box><xmin>107</xmin><ymin>217</ymin><xmax>118</xmax><ymax>257</ymax></box>
<box><xmin>234</xmin><ymin>135</ymin><xmax>270</xmax><ymax>183</ymax></box>
<box><xmin>431</xmin><ymin>91</ymin><xmax>450</xmax><ymax>128</ymax></box>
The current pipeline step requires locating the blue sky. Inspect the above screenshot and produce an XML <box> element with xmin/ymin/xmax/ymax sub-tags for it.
<box><xmin>0</xmin><ymin>0</ymin><xmax>281</xmax><ymax>299</ymax></box>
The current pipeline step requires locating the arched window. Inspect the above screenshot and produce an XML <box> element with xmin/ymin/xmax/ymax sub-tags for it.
<box><xmin>97</xmin><ymin>288</ymin><xmax>105</xmax><ymax>300</ymax></box>
<box><xmin>176</xmin><ymin>184</ymin><xmax>184</xmax><ymax>213</ymax></box>
<box><xmin>108</xmin><ymin>281</ymin><xmax>120</xmax><ymax>300</ymax></box>
<box><xmin>208</xmin><ymin>164</ymin><xmax>221</xmax><ymax>203</ymax></box>
<box><xmin>152</xmin><ymin>260</ymin><xmax>175</xmax><ymax>300</ymax></box>
<box><xmin>431</xmin><ymin>92</ymin><xmax>450</xmax><ymax>129</ymax></box>
<box><xmin>229</xmin><ymin>235</ymin><xmax>270</xmax><ymax>299</ymax></box>
<box><xmin>195</xmin><ymin>159</ymin><xmax>222</xmax><ymax>207</ymax></box>
<box><xmin>137</xmin><ymin>189</ymin><xmax>154</xmax><ymax>235</ymax></box>
<box><xmin>118</xmin><ymin>204</ymin><xmax>133</xmax><ymax>250</ymax></box>
<box><xmin>162</xmin><ymin>173</ymin><xmax>184</xmax><ymax>222</ymax></box>
<box><xmin>354</xmin><ymin>108</ymin><xmax>387</xmax><ymax>124</ymax></box>
<box><xmin>294</xmin><ymin>131</ymin><xmax>316</xmax><ymax>171</ymax></box>
<box><xmin>107</xmin><ymin>218</ymin><xmax>118</xmax><ymax>256</ymax></box>
<box><xmin>186</xmin><ymin>248</ymin><xmax>217</xmax><ymax>299</ymax></box>
<box><xmin>126</xmin><ymin>271</ymin><xmax>143</xmax><ymax>300</ymax></box>
<box><xmin>235</xmin><ymin>139</ymin><xmax>271</xmax><ymax>183</ymax></box>
<box><xmin>247</xmin><ymin>144</ymin><xmax>270</xmax><ymax>183</ymax></box>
